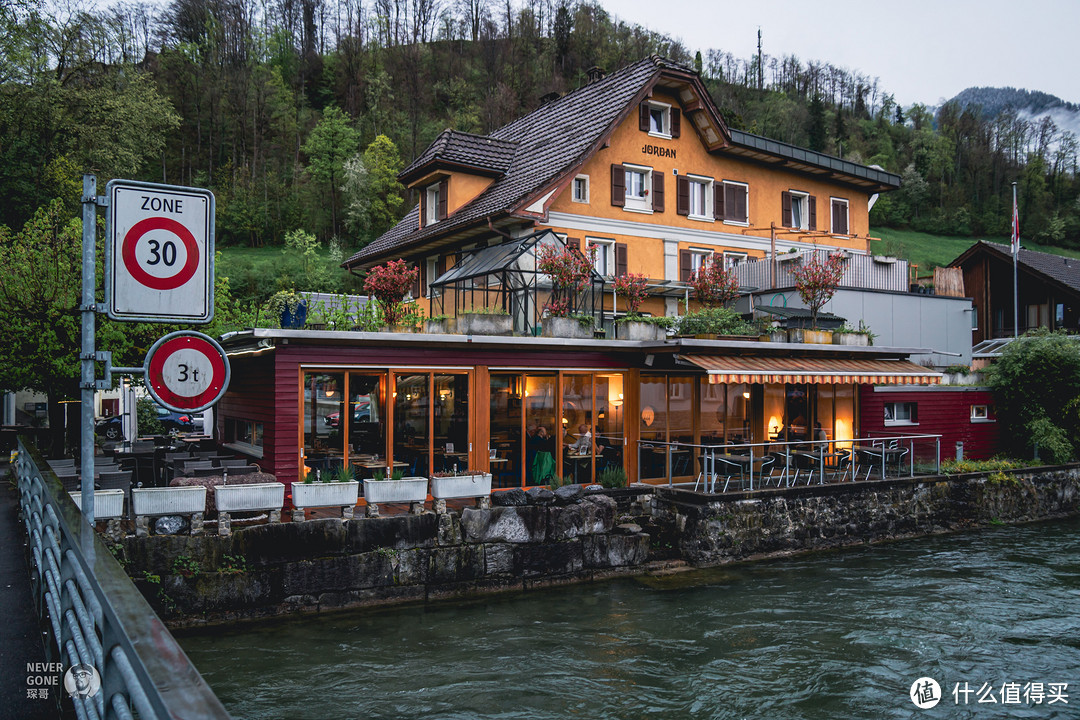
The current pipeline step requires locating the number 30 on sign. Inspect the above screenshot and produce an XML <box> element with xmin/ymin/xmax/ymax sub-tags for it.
<box><xmin>106</xmin><ymin>179</ymin><xmax>215</xmax><ymax>324</ymax></box>
<box><xmin>145</xmin><ymin>332</ymin><xmax>231</xmax><ymax>413</ymax></box>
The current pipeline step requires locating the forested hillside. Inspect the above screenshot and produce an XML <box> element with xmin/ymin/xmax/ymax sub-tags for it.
<box><xmin>3</xmin><ymin>0</ymin><xmax>1079</xmax><ymax>299</ymax></box>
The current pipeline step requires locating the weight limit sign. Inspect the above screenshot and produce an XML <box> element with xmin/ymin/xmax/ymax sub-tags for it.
<box><xmin>144</xmin><ymin>332</ymin><xmax>231</xmax><ymax>413</ymax></box>
<box><xmin>106</xmin><ymin>179</ymin><xmax>215</xmax><ymax>323</ymax></box>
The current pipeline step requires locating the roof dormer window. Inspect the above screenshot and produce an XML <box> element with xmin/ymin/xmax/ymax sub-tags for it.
<box><xmin>639</xmin><ymin>100</ymin><xmax>681</xmax><ymax>139</ymax></box>
<box><xmin>421</xmin><ymin>179</ymin><xmax>448</xmax><ymax>228</ymax></box>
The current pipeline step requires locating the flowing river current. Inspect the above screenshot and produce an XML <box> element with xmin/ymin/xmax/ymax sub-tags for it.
<box><xmin>178</xmin><ymin>518</ymin><xmax>1080</xmax><ymax>719</ymax></box>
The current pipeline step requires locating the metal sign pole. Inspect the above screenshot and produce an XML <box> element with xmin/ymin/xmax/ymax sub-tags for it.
<box><xmin>80</xmin><ymin>175</ymin><xmax>98</xmax><ymax>524</ymax></box>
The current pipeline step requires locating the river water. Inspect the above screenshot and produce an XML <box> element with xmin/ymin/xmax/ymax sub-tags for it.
<box><xmin>179</xmin><ymin>518</ymin><xmax>1080</xmax><ymax>719</ymax></box>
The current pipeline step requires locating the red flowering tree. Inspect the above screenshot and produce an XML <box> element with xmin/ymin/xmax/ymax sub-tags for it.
<box><xmin>613</xmin><ymin>272</ymin><xmax>649</xmax><ymax>316</ymax></box>
<box><xmin>688</xmin><ymin>257</ymin><xmax>740</xmax><ymax>307</ymax></box>
<box><xmin>363</xmin><ymin>259</ymin><xmax>418</xmax><ymax>327</ymax></box>
<box><xmin>536</xmin><ymin>242</ymin><xmax>596</xmax><ymax>317</ymax></box>
<box><xmin>790</xmin><ymin>252</ymin><xmax>847</xmax><ymax>328</ymax></box>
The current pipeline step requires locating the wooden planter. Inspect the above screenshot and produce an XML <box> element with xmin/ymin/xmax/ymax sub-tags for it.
<box><xmin>833</xmin><ymin>333</ymin><xmax>869</xmax><ymax>346</ymax></box>
<box><xmin>458</xmin><ymin>313</ymin><xmax>513</xmax><ymax>336</ymax></box>
<box><xmin>802</xmin><ymin>329</ymin><xmax>834</xmax><ymax>344</ymax></box>
<box><xmin>542</xmin><ymin>316</ymin><xmax>592</xmax><ymax>339</ymax></box>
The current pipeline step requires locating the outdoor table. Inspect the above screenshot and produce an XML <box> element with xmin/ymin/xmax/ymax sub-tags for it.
<box><xmin>853</xmin><ymin>444</ymin><xmax>907</xmax><ymax>478</ymax></box>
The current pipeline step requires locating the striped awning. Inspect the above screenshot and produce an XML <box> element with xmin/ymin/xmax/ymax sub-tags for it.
<box><xmin>684</xmin><ymin>356</ymin><xmax>942</xmax><ymax>385</ymax></box>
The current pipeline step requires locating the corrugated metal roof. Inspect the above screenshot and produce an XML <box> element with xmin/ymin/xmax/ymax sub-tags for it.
<box><xmin>684</xmin><ymin>356</ymin><xmax>942</xmax><ymax>385</ymax></box>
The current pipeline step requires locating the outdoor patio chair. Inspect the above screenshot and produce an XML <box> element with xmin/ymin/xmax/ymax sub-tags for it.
<box><xmin>217</xmin><ymin>459</ymin><xmax>249</xmax><ymax>469</ymax></box>
<box><xmin>98</xmin><ymin>471</ymin><xmax>133</xmax><ymax>516</ymax></box>
<box><xmin>188</xmin><ymin>467</ymin><xmax>224</xmax><ymax>478</ymax></box>
<box><xmin>222</xmin><ymin>465</ymin><xmax>257</xmax><ymax>478</ymax></box>
<box><xmin>177</xmin><ymin>459</ymin><xmax>215</xmax><ymax>474</ymax></box>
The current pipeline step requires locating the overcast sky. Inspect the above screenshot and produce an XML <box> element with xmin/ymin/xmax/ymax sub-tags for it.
<box><xmin>607</xmin><ymin>0</ymin><xmax>1080</xmax><ymax>108</ymax></box>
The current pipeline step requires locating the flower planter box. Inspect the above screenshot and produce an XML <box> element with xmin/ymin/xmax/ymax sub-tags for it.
<box><xmin>291</xmin><ymin>480</ymin><xmax>360</xmax><ymax>509</ymax></box>
<box><xmin>832</xmin><ymin>333</ymin><xmax>869</xmax><ymax>346</ymax></box>
<box><xmin>458</xmin><ymin>313</ymin><xmax>513</xmax><ymax>336</ymax></box>
<box><xmin>619</xmin><ymin>320</ymin><xmax>666</xmax><ymax>341</ymax></box>
<box><xmin>214</xmin><ymin>482</ymin><xmax>286</xmax><ymax>512</ymax></box>
<box><xmin>802</xmin><ymin>329</ymin><xmax>834</xmax><ymax>344</ymax></box>
<box><xmin>69</xmin><ymin>489</ymin><xmax>125</xmax><ymax>519</ymax></box>
<box><xmin>431</xmin><ymin>473</ymin><xmax>492</xmax><ymax>500</ymax></box>
<box><xmin>363</xmin><ymin>477</ymin><xmax>429</xmax><ymax>504</ymax></box>
<box><xmin>542</xmin><ymin>316</ymin><xmax>592</xmax><ymax>339</ymax></box>
<box><xmin>424</xmin><ymin>319</ymin><xmax>453</xmax><ymax>334</ymax></box>
<box><xmin>132</xmin><ymin>486</ymin><xmax>207</xmax><ymax>516</ymax></box>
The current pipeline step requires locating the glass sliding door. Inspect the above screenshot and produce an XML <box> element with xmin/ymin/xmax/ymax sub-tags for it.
<box><xmin>525</xmin><ymin>374</ymin><xmax>557</xmax><ymax>485</ymax></box>
<box><xmin>639</xmin><ymin>376</ymin><xmax>668</xmax><ymax>480</ymax></box>
<box><xmin>562</xmin><ymin>374</ymin><xmax>594</xmax><ymax>484</ymax></box>
<box><xmin>434</xmin><ymin>373</ymin><xmax>469</xmax><ymax>473</ymax></box>
<box><xmin>348</xmin><ymin>372</ymin><xmax>386</xmax><ymax>480</ymax></box>
<box><xmin>595</xmin><ymin>373</ymin><xmax>625</xmax><ymax>480</ymax></box>
<box><xmin>303</xmin><ymin>372</ymin><xmax>345</xmax><ymax>480</ymax></box>
<box><xmin>489</xmin><ymin>374</ymin><xmax>523</xmax><ymax>488</ymax></box>
<box><xmin>394</xmin><ymin>374</ymin><xmax>430</xmax><ymax>478</ymax></box>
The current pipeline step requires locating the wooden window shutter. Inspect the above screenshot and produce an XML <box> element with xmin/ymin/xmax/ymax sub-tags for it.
<box><xmin>566</xmin><ymin>237</ymin><xmax>580</xmax><ymax>250</ymax></box>
<box><xmin>808</xmin><ymin>195</ymin><xmax>817</xmax><ymax>231</ymax></box>
<box><xmin>671</xmin><ymin>107</ymin><xmax>681</xmax><ymax>138</ymax></box>
<box><xmin>420</xmin><ymin>258</ymin><xmax>428</xmax><ymax>297</ymax></box>
<box><xmin>652</xmin><ymin>171</ymin><xmax>665</xmax><ymax>212</ymax></box>
<box><xmin>639</xmin><ymin>102</ymin><xmax>650</xmax><ymax>132</ymax></box>
<box><xmin>679</xmin><ymin>249</ymin><xmax>692</xmax><ymax>282</ymax></box>
<box><xmin>676</xmin><ymin>175</ymin><xmax>690</xmax><ymax>216</ymax></box>
<box><xmin>781</xmin><ymin>191</ymin><xmax>792</xmax><ymax>228</ymax></box>
<box><xmin>615</xmin><ymin>243</ymin><xmax>628</xmax><ymax>277</ymax></box>
<box><xmin>736</xmin><ymin>185</ymin><xmax>748</xmax><ymax>223</ymax></box>
<box><xmin>611</xmin><ymin>164</ymin><xmax>625</xmax><ymax>207</ymax></box>
<box><xmin>419</xmin><ymin>191</ymin><xmax>427</xmax><ymax>228</ymax></box>
<box><xmin>833</xmin><ymin>201</ymin><xmax>848</xmax><ymax>234</ymax></box>
<box><xmin>714</xmin><ymin>182</ymin><xmax>725</xmax><ymax>220</ymax></box>
<box><xmin>437</xmin><ymin>179</ymin><xmax>448</xmax><ymax>220</ymax></box>
<box><xmin>438</xmin><ymin>253</ymin><xmax>448</xmax><ymax>275</ymax></box>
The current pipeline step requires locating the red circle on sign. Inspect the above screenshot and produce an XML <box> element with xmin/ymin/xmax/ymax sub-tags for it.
<box><xmin>147</xmin><ymin>336</ymin><xmax>226</xmax><ymax>410</ymax></box>
<box><xmin>121</xmin><ymin>216</ymin><xmax>200</xmax><ymax>291</ymax></box>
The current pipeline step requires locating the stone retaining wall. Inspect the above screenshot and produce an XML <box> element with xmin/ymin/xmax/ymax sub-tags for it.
<box><xmin>654</xmin><ymin>467</ymin><xmax>1080</xmax><ymax>565</ymax></box>
<box><xmin>121</xmin><ymin>493</ymin><xmax>651</xmax><ymax>627</ymax></box>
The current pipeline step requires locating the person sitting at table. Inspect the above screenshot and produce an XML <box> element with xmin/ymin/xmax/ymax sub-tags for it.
<box><xmin>568</xmin><ymin>423</ymin><xmax>593</xmax><ymax>454</ymax></box>
<box><xmin>813</xmin><ymin>421</ymin><xmax>828</xmax><ymax>445</ymax></box>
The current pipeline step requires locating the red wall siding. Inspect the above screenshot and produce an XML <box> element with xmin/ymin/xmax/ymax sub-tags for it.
<box><xmin>859</xmin><ymin>387</ymin><xmax>1000</xmax><ymax>460</ymax></box>
<box><xmin>216</xmin><ymin>354</ymin><xmax>277</xmax><ymax>469</ymax></box>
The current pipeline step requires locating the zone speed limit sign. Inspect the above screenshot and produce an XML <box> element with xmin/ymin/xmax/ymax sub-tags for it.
<box><xmin>106</xmin><ymin>179</ymin><xmax>215</xmax><ymax>323</ymax></box>
<box><xmin>144</xmin><ymin>332</ymin><xmax>230</xmax><ymax>413</ymax></box>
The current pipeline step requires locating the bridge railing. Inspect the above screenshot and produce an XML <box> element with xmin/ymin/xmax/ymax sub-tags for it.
<box><xmin>14</xmin><ymin>437</ymin><xmax>230</xmax><ymax>720</ymax></box>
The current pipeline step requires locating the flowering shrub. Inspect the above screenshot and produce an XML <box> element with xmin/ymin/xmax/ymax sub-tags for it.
<box><xmin>688</xmin><ymin>257</ymin><xmax>740</xmax><ymax>307</ymax></box>
<box><xmin>613</xmin><ymin>272</ymin><xmax>649</xmax><ymax>316</ymax></box>
<box><xmin>536</xmin><ymin>242</ymin><xmax>596</xmax><ymax>318</ymax></box>
<box><xmin>790</xmin><ymin>252</ymin><xmax>846</xmax><ymax>328</ymax></box>
<box><xmin>363</xmin><ymin>259</ymin><xmax>418</xmax><ymax>327</ymax></box>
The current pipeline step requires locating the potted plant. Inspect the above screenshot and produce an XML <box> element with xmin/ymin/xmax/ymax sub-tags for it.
<box><xmin>364</xmin><ymin>259</ymin><xmax>419</xmax><ymax>331</ymax></box>
<box><xmin>832</xmin><ymin>322</ymin><xmax>874</xmax><ymax>346</ymax></box>
<box><xmin>790</xmin><ymin>251</ymin><xmax>846</xmax><ymax>339</ymax></box>
<box><xmin>132</xmin><ymin>486</ymin><xmax>207</xmax><ymax>516</ymax></box>
<box><xmin>362</xmin><ymin>468</ymin><xmax>428</xmax><ymax>515</ymax></box>
<box><xmin>430</xmin><ymin>468</ymin><xmax>492</xmax><ymax>500</ymax></box>
<box><xmin>291</xmin><ymin>463</ymin><xmax>360</xmax><ymax>516</ymax></box>
<box><xmin>537</xmin><ymin>242</ymin><xmax>596</xmax><ymax>338</ymax></box>
<box><xmin>267</xmin><ymin>290</ymin><xmax>308</xmax><ymax>328</ymax></box>
<box><xmin>613</xmin><ymin>273</ymin><xmax>665</xmax><ymax>340</ymax></box>
<box><xmin>678</xmin><ymin>307</ymin><xmax>759</xmax><ymax>339</ymax></box>
<box><xmin>458</xmin><ymin>306</ymin><xmax>513</xmax><ymax>335</ymax></box>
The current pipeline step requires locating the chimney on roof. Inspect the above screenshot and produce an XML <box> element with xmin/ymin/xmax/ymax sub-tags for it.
<box><xmin>586</xmin><ymin>66</ymin><xmax>606</xmax><ymax>83</ymax></box>
<box><xmin>538</xmin><ymin>91</ymin><xmax>561</xmax><ymax>106</ymax></box>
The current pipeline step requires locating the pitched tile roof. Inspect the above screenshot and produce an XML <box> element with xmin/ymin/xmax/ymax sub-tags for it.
<box><xmin>399</xmin><ymin>129</ymin><xmax>518</xmax><ymax>181</ymax></box>
<box><xmin>345</xmin><ymin>56</ymin><xmax>663</xmax><ymax>268</ymax></box>
<box><xmin>956</xmin><ymin>241</ymin><xmax>1080</xmax><ymax>295</ymax></box>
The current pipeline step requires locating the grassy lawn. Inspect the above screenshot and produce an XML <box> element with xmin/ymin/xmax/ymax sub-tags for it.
<box><xmin>870</xmin><ymin>227</ymin><xmax>1080</xmax><ymax>278</ymax></box>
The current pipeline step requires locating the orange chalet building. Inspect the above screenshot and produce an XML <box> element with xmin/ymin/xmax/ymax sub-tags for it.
<box><xmin>218</xmin><ymin>56</ymin><xmax>944</xmax><ymax>492</ymax></box>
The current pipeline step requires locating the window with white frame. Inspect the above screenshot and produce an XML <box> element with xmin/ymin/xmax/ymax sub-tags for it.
<box><xmin>688</xmin><ymin>175</ymin><xmax>713</xmax><ymax>220</ymax></box>
<box><xmin>884</xmin><ymin>402</ymin><xmax>918</xmax><ymax>425</ymax></box>
<box><xmin>789</xmin><ymin>190</ymin><xmax>810</xmax><ymax>230</ymax></box>
<box><xmin>831</xmin><ymin>197</ymin><xmax>850</xmax><ymax>235</ymax></box>
<box><xmin>647</xmin><ymin>101</ymin><xmax>671</xmax><ymax>137</ymax></box>
<box><xmin>572</xmin><ymin>175</ymin><xmax>589</xmax><ymax>203</ymax></box>
<box><xmin>624</xmin><ymin>164</ymin><xmax>651</xmax><ymax>212</ymax></box>
<box><xmin>689</xmin><ymin>248</ymin><xmax>713</xmax><ymax>277</ymax></box>
<box><xmin>724</xmin><ymin>251</ymin><xmax>747</xmax><ymax>269</ymax></box>
<box><xmin>971</xmin><ymin>404</ymin><xmax>994</xmax><ymax>421</ymax></box>
<box><xmin>425</xmin><ymin>183</ymin><xmax>440</xmax><ymax>225</ymax></box>
<box><xmin>588</xmin><ymin>238</ymin><xmax>615</xmax><ymax>276</ymax></box>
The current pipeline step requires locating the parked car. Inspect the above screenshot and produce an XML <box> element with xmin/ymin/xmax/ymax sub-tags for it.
<box><xmin>324</xmin><ymin>401</ymin><xmax>371</xmax><ymax>428</ymax></box>
<box><xmin>95</xmin><ymin>405</ymin><xmax>198</xmax><ymax>440</ymax></box>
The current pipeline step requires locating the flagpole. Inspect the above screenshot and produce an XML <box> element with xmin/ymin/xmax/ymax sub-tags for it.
<box><xmin>1012</xmin><ymin>182</ymin><xmax>1019</xmax><ymax>338</ymax></box>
